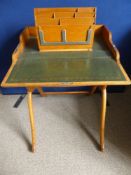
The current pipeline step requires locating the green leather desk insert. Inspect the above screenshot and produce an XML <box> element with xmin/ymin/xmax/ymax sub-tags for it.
<box><xmin>6</xmin><ymin>36</ymin><xmax>126</xmax><ymax>83</ymax></box>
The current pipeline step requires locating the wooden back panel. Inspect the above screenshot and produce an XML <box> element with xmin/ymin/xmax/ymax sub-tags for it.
<box><xmin>34</xmin><ymin>7</ymin><xmax>96</xmax><ymax>26</ymax></box>
<box><xmin>36</xmin><ymin>25</ymin><xmax>95</xmax><ymax>51</ymax></box>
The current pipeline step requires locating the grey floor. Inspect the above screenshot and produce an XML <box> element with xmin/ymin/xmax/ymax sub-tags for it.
<box><xmin>0</xmin><ymin>87</ymin><xmax>131</xmax><ymax>175</ymax></box>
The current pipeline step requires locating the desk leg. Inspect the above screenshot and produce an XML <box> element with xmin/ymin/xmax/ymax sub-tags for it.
<box><xmin>27</xmin><ymin>88</ymin><xmax>36</xmax><ymax>152</ymax></box>
<box><xmin>100</xmin><ymin>86</ymin><xmax>107</xmax><ymax>151</ymax></box>
<box><xmin>90</xmin><ymin>86</ymin><xmax>97</xmax><ymax>95</ymax></box>
<box><xmin>37</xmin><ymin>87</ymin><xmax>46</xmax><ymax>97</ymax></box>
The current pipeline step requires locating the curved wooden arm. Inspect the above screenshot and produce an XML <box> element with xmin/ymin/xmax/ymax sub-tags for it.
<box><xmin>102</xmin><ymin>26</ymin><xmax>120</xmax><ymax>63</ymax></box>
<box><xmin>12</xmin><ymin>28</ymin><xmax>28</xmax><ymax>62</ymax></box>
<box><xmin>12</xmin><ymin>27</ymin><xmax>34</xmax><ymax>62</ymax></box>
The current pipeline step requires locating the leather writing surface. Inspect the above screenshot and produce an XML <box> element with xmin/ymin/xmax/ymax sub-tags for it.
<box><xmin>7</xmin><ymin>36</ymin><xmax>126</xmax><ymax>83</ymax></box>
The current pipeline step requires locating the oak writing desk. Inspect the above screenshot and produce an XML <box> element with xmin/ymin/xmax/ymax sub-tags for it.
<box><xmin>1</xmin><ymin>7</ymin><xmax>130</xmax><ymax>152</ymax></box>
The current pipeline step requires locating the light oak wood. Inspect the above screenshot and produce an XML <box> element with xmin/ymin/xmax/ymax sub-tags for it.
<box><xmin>37</xmin><ymin>87</ymin><xmax>46</xmax><ymax>96</ymax></box>
<box><xmin>39</xmin><ymin>91</ymin><xmax>90</xmax><ymax>95</ymax></box>
<box><xmin>36</xmin><ymin>18</ymin><xmax>60</xmax><ymax>26</ymax></box>
<box><xmin>36</xmin><ymin>12</ymin><xmax>95</xmax><ymax>18</ymax></box>
<box><xmin>35</xmin><ymin>12</ymin><xmax>54</xmax><ymax>18</ymax></box>
<box><xmin>55</xmin><ymin>12</ymin><xmax>75</xmax><ymax>18</ymax></box>
<box><xmin>100</xmin><ymin>86</ymin><xmax>107</xmax><ymax>151</ymax></box>
<box><xmin>34</xmin><ymin>7</ymin><xmax>96</xmax><ymax>14</ymax></box>
<box><xmin>2</xmin><ymin>25</ymin><xmax>128</xmax><ymax>88</ymax></box>
<box><xmin>34</xmin><ymin>8</ymin><xmax>78</xmax><ymax>14</ymax></box>
<box><xmin>75</xmin><ymin>12</ymin><xmax>95</xmax><ymax>18</ymax></box>
<box><xmin>1</xmin><ymin>8</ymin><xmax>131</xmax><ymax>153</ymax></box>
<box><xmin>102</xmin><ymin>26</ymin><xmax>120</xmax><ymax>63</ymax></box>
<box><xmin>77</xmin><ymin>7</ymin><xmax>96</xmax><ymax>12</ymax></box>
<box><xmin>118</xmin><ymin>63</ymin><xmax>131</xmax><ymax>82</ymax></box>
<box><xmin>36</xmin><ymin>13</ymin><xmax>95</xmax><ymax>19</ymax></box>
<box><xmin>60</xmin><ymin>17</ymin><xmax>95</xmax><ymax>25</ymax></box>
<box><xmin>36</xmin><ymin>17</ymin><xmax>95</xmax><ymax>26</ymax></box>
<box><xmin>37</xmin><ymin>25</ymin><xmax>95</xmax><ymax>51</ymax></box>
<box><xmin>1</xmin><ymin>32</ymin><xmax>130</xmax><ymax>90</ymax></box>
<box><xmin>90</xmin><ymin>86</ymin><xmax>97</xmax><ymax>95</ymax></box>
<box><xmin>27</xmin><ymin>88</ymin><xmax>36</xmax><ymax>152</ymax></box>
<box><xmin>2</xmin><ymin>81</ymin><xmax>130</xmax><ymax>88</ymax></box>
<box><xmin>34</xmin><ymin>7</ymin><xmax>96</xmax><ymax>26</ymax></box>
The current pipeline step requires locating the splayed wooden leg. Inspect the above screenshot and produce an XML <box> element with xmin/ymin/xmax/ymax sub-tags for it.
<box><xmin>37</xmin><ymin>87</ymin><xmax>46</xmax><ymax>97</ymax></box>
<box><xmin>27</xmin><ymin>88</ymin><xmax>36</xmax><ymax>152</ymax></box>
<box><xmin>90</xmin><ymin>86</ymin><xmax>97</xmax><ymax>95</ymax></box>
<box><xmin>100</xmin><ymin>86</ymin><xmax>107</xmax><ymax>151</ymax></box>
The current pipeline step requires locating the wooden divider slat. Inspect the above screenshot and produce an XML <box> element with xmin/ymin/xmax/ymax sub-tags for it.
<box><xmin>35</xmin><ymin>18</ymin><xmax>60</xmax><ymax>25</ymax></box>
<box><xmin>60</xmin><ymin>18</ymin><xmax>95</xmax><ymax>25</ymax></box>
